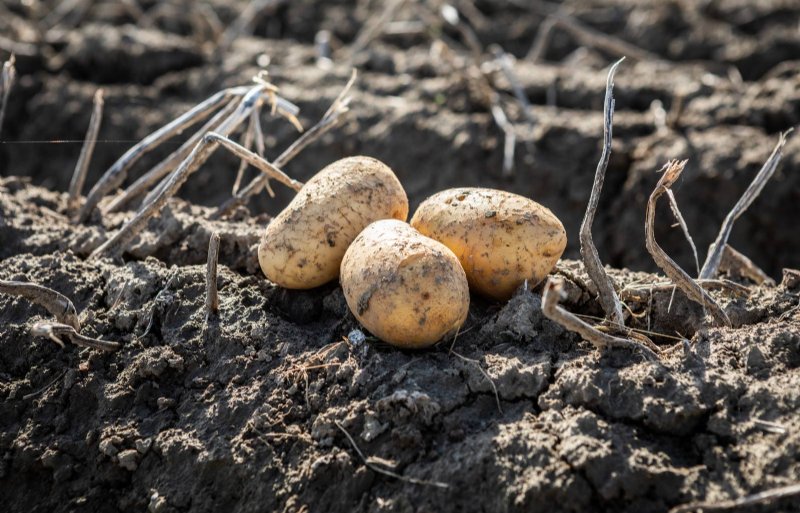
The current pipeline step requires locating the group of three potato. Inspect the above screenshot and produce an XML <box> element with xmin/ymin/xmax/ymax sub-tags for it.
<box><xmin>258</xmin><ymin>156</ymin><xmax>566</xmax><ymax>348</ymax></box>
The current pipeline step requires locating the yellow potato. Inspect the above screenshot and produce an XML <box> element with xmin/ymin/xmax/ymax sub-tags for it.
<box><xmin>340</xmin><ymin>220</ymin><xmax>470</xmax><ymax>348</ymax></box>
<box><xmin>410</xmin><ymin>188</ymin><xmax>566</xmax><ymax>300</ymax></box>
<box><xmin>259</xmin><ymin>156</ymin><xmax>408</xmax><ymax>289</ymax></box>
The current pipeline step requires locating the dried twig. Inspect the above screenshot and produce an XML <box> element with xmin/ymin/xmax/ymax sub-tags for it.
<box><xmin>212</xmin><ymin>70</ymin><xmax>357</xmax><ymax>218</ymax></box>
<box><xmin>0</xmin><ymin>54</ymin><xmax>17</xmax><ymax>140</ymax></box>
<box><xmin>68</xmin><ymin>89</ymin><xmax>105</xmax><ymax>214</ymax></box>
<box><xmin>542</xmin><ymin>278</ymin><xmax>659</xmax><ymax>359</ymax></box>
<box><xmin>217</xmin><ymin>0</ymin><xmax>286</xmax><ymax>56</ymax></box>
<box><xmin>645</xmin><ymin>160</ymin><xmax>730</xmax><ymax>327</ymax></box>
<box><xmin>490</xmin><ymin>45</ymin><xmax>535</xmax><ymax>126</ymax></box>
<box><xmin>31</xmin><ymin>321</ymin><xmax>120</xmax><ymax>352</ymax></box>
<box><xmin>665</xmin><ymin>188</ymin><xmax>700</xmax><ymax>276</ymax></box>
<box><xmin>343</xmin><ymin>0</ymin><xmax>408</xmax><ymax>60</ymax></box>
<box><xmin>103</xmin><ymin>98</ymin><xmax>240</xmax><ymax>213</ymax></box>
<box><xmin>528</xmin><ymin>13</ymin><xmax>660</xmax><ymax>63</ymax></box>
<box><xmin>77</xmin><ymin>85</ymin><xmax>251</xmax><ymax>223</ymax></box>
<box><xmin>89</xmin><ymin>86</ymin><xmax>265</xmax><ymax>258</ymax></box>
<box><xmin>232</xmin><ymin>105</ymin><xmax>263</xmax><ymax>195</ymax></box>
<box><xmin>205</xmin><ymin>232</ymin><xmax>220</xmax><ymax>321</ymax></box>
<box><xmin>719</xmin><ymin>244</ymin><xmax>774</xmax><ymax>285</ymax></box>
<box><xmin>0</xmin><ymin>280</ymin><xmax>81</xmax><ymax>331</ymax></box>
<box><xmin>334</xmin><ymin>421</ymin><xmax>449</xmax><ymax>489</ymax></box>
<box><xmin>579</xmin><ymin>58</ymin><xmax>625</xmax><ymax>326</ymax></box>
<box><xmin>700</xmin><ymin>130</ymin><xmax>792</xmax><ymax>279</ymax></box>
<box><xmin>669</xmin><ymin>482</ymin><xmax>800</xmax><ymax>513</ymax></box>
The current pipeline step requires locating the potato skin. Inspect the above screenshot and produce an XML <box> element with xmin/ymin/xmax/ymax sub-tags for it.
<box><xmin>259</xmin><ymin>156</ymin><xmax>408</xmax><ymax>289</ymax></box>
<box><xmin>410</xmin><ymin>188</ymin><xmax>566</xmax><ymax>300</ymax></box>
<box><xmin>340</xmin><ymin>220</ymin><xmax>470</xmax><ymax>348</ymax></box>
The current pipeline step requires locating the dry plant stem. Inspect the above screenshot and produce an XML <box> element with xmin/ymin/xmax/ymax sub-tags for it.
<box><xmin>207</xmin><ymin>133</ymin><xmax>303</xmax><ymax>191</ymax></box>
<box><xmin>334</xmin><ymin>421</ymin><xmax>449</xmax><ymax>489</ymax></box>
<box><xmin>0</xmin><ymin>280</ymin><xmax>80</xmax><ymax>331</ymax></box>
<box><xmin>67</xmin><ymin>89</ymin><xmax>105</xmax><ymax>214</ymax></box>
<box><xmin>344</xmin><ymin>0</ymin><xmax>408</xmax><ymax>60</ymax></box>
<box><xmin>700</xmin><ymin>130</ymin><xmax>791</xmax><ymax>279</ymax></box>
<box><xmin>232</xmin><ymin>106</ymin><xmax>260</xmax><ymax>195</ymax></box>
<box><xmin>491</xmin><ymin>46</ymin><xmax>534</xmax><ymax>125</ymax></box>
<box><xmin>218</xmin><ymin>0</ymin><xmax>285</xmax><ymax>55</ymax></box>
<box><xmin>489</xmin><ymin>92</ymin><xmax>516</xmax><ymax>176</ymax></box>
<box><xmin>528</xmin><ymin>13</ymin><xmax>660</xmax><ymax>63</ymax></box>
<box><xmin>579</xmin><ymin>58</ymin><xmax>625</xmax><ymax>326</ymax></box>
<box><xmin>31</xmin><ymin>322</ymin><xmax>120</xmax><ymax>352</ymax></box>
<box><xmin>104</xmin><ymin>97</ymin><xmax>240</xmax><ymax>213</ymax></box>
<box><xmin>90</xmin><ymin>86</ymin><xmax>265</xmax><ymax>258</ymax></box>
<box><xmin>666</xmin><ymin>188</ymin><xmax>700</xmax><ymax>276</ymax></box>
<box><xmin>719</xmin><ymin>244</ymin><xmax>774</xmax><ymax>285</ymax></box>
<box><xmin>212</xmin><ymin>70</ymin><xmax>357</xmax><ymax>218</ymax></box>
<box><xmin>646</xmin><ymin>160</ymin><xmax>731</xmax><ymax>327</ymax></box>
<box><xmin>205</xmin><ymin>232</ymin><xmax>220</xmax><ymax>320</ymax></box>
<box><xmin>668</xmin><ymin>482</ymin><xmax>800</xmax><ymax>513</ymax></box>
<box><xmin>77</xmin><ymin>85</ymin><xmax>250</xmax><ymax>223</ymax></box>
<box><xmin>542</xmin><ymin>279</ymin><xmax>659</xmax><ymax>359</ymax></box>
<box><xmin>0</xmin><ymin>54</ymin><xmax>17</xmax><ymax>140</ymax></box>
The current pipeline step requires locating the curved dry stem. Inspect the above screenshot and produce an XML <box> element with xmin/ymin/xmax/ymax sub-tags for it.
<box><xmin>700</xmin><ymin>130</ymin><xmax>791</xmax><ymax>279</ymax></box>
<box><xmin>579</xmin><ymin>57</ymin><xmax>625</xmax><ymax>326</ymax></box>
<box><xmin>68</xmin><ymin>88</ymin><xmax>105</xmax><ymax>214</ymax></box>
<box><xmin>76</xmin><ymin>86</ymin><xmax>249</xmax><ymax>223</ymax></box>
<box><xmin>646</xmin><ymin>160</ymin><xmax>731</xmax><ymax>327</ymax></box>
<box><xmin>542</xmin><ymin>278</ymin><xmax>659</xmax><ymax>360</ymax></box>
<box><xmin>0</xmin><ymin>280</ymin><xmax>80</xmax><ymax>331</ymax></box>
<box><xmin>32</xmin><ymin>321</ymin><xmax>120</xmax><ymax>352</ymax></box>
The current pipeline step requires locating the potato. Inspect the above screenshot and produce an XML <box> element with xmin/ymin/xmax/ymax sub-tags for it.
<box><xmin>340</xmin><ymin>220</ymin><xmax>470</xmax><ymax>348</ymax></box>
<box><xmin>258</xmin><ymin>156</ymin><xmax>408</xmax><ymax>289</ymax></box>
<box><xmin>410</xmin><ymin>188</ymin><xmax>566</xmax><ymax>300</ymax></box>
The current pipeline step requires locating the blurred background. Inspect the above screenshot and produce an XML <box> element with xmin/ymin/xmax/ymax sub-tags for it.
<box><xmin>1</xmin><ymin>0</ymin><xmax>799</xmax><ymax>277</ymax></box>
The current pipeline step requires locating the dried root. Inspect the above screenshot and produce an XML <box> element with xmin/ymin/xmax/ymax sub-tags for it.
<box><xmin>32</xmin><ymin>321</ymin><xmax>120</xmax><ymax>352</ymax></box>
<box><xmin>645</xmin><ymin>160</ymin><xmax>731</xmax><ymax>327</ymax></box>
<box><xmin>542</xmin><ymin>278</ymin><xmax>660</xmax><ymax>360</ymax></box>
<box><xmin>0</xmin><ymin>280</ymin><xmax>81</xmax><ymax>331</ymax></box>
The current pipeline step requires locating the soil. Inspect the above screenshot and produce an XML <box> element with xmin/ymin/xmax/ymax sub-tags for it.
<box><xmin>1</xmin><ymin>1</ymin><xmax>800</xmax><ymax>512</ymax></box>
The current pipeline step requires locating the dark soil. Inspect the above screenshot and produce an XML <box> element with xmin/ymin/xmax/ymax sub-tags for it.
<box><xmin>1</xmin><ymin>1</ymin><xmax>800</xmax><ymax>512</ymax></box>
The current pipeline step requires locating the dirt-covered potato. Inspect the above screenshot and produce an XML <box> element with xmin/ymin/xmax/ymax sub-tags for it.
<box><xmin>340</xmin><ymin>220</ymin><xmax>470</xmax><ymax>348</ymax></box>
<box><xmin>258</xmin><ymin>156</ymin><xmax>408</xmax><ymax>289</ymax></box>
<box><xmin>410</xmin><ymin>188</ymin><xmax>566</xmax><ymax>300</ymax></box>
